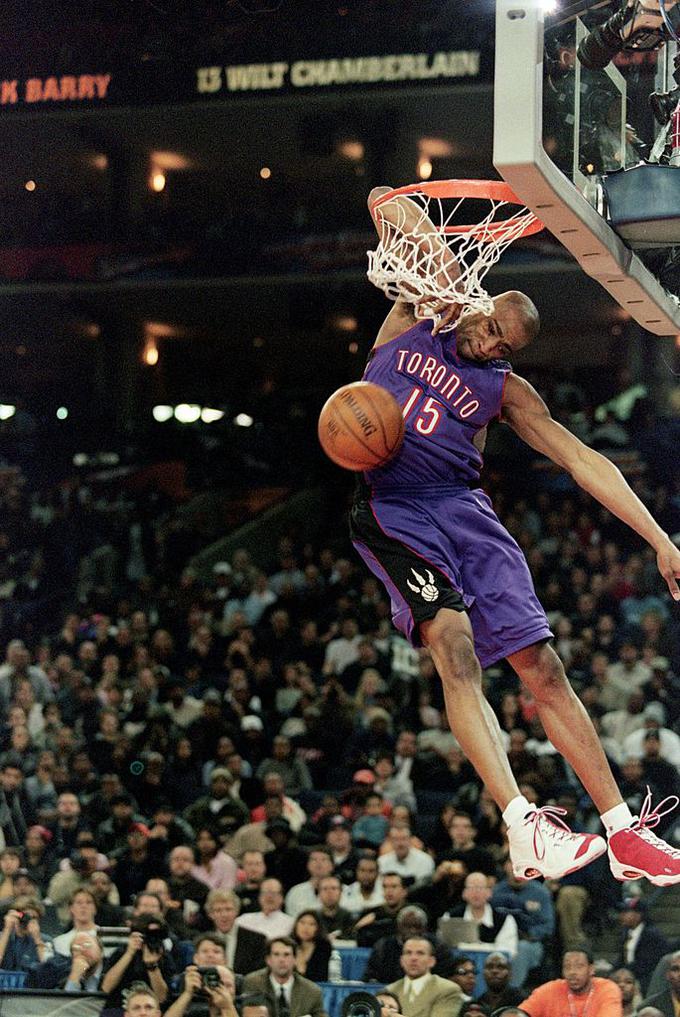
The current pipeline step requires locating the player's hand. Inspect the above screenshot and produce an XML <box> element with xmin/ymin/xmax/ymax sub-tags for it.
<box><xmin>429</xmin><ymin>301</ymin><xmax>463</xmax><ymax>336</ymax></box>
<box><xmin>656</xmin><ymin>539</ymin><xmax>680</xmax><ymax>601</ymax></box>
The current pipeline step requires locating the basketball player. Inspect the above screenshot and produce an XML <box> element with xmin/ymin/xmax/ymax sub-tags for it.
<box><xmin>350</xmin><ymin>185</ymin><xmax>680</xmax><ymax>885</ymax></box>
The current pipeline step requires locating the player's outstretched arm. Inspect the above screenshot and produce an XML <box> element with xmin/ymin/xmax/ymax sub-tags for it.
<box><xmin>367</xmin><ymin>185</ymin><xmax>461</xmax><ymax>338</ymax></box>
<box><xmin>502</xmin><ymin>373</ymin><xmax>680</xmax><ymax>600</ymax></box>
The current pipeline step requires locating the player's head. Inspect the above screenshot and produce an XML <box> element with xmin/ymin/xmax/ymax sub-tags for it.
<box><xmin>456</xmin><ymin>290</ymin><xmax>539</xmax><ymax>362</ymax></box>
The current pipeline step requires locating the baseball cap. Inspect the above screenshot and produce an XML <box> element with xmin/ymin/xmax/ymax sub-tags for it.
<box><xmin>129</xmin><ymin>822</ymin><xmax>151</xmax><ymax>837</ymax></box>
<box><xmin>210</xmin><ymin>767</ymin><xmax>233</xmax><ymax>783</ymax></box>
<box><xmin>110</xmin><ymin>792</ymin><xmax>134</xmax><ymax>807</ymax></box>
<box><xmin>241</xmin><ymin>715</ymin><xmax>264</xmax><ymax>732</ymax></box>
<box><xmin>352</xmin><ymin>769</ymin><xmax>376</xmax><ymax>785</ymax></box>
<box><xmin>265</xmin><ymin>818</ymin><xmax>292</xmax><ymax>836</ymax></box>
<box><xmin>213</xmin><ymin>562</ymin><xmax>233</xmax><ymax>576</ymax></box>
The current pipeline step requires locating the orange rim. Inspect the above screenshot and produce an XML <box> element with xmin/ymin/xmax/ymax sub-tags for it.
<box><xmin>370</xmin><ymin>179</ymin><xmax>545</xmax><ymax>241</ymax></box>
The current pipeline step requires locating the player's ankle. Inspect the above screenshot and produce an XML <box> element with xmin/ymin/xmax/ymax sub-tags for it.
<box><xmin>503</xmin><ymin>795</ymin><xmax>533</xmax><ymax>828</ymax></box>
<box><xmin>601</xmin><ymin>801</ymin><xmax>634</xmax><ymax>835</ymax></box>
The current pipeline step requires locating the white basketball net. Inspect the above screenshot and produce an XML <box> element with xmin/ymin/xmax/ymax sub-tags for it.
<box><xmin>366</xmin><ymin>190</ymin><xmax>539</xmax><ymax>330</ymax></box>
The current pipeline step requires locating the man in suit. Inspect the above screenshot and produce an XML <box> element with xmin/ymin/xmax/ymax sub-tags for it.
<box><xmin>242</xmin><ymin>937</ymin><xmax>328</xmax><ymax>1017</ymax></box>
<box><xmin>205</xmin><ymin>889</ymin><xmax>267</xmax><ymax>975</ymax></box>
<box><xmin>640</xmin><ymin>950</ymin><xmax>680</xmax><ymax>1017</ymax></box>
<box><xmin>616</xmin><ymin>897</ymin><xmax>670</xmax><ymax>994</ymax></box>
<box><xmin>363</xmin><ymin>906</ymin><xmax>453</xmax><ymax>983</ymax></box>
<box><xmin>387</xmin><ymin>936</ymin><xmax>463</xmax><ymax>1017</ymax></box>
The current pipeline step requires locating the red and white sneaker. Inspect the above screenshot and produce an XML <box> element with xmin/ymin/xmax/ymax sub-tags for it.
<box><xmin>608</xmin><ymin>789</ymin><xmax>680</xmax><ymax>886</ymax></box>
<box><xmin>508</xmin><ymin>804</ymin><xmax>607</xmax><ymax>880</ymax></box>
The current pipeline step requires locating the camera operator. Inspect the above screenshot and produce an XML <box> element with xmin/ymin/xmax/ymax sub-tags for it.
<box><xmin>166</xmin><ymin>965</ymin><xmax>238</xmax><ymax>1017</ymax></box>
<box><xmin>166</xmin><ymin>938</ymin><xmax>238</xmax><ymax>1017</ymax></box>
<box><xmin>577</xmin><ymin>0</ymin><xmax>680</xmax><ymax>71</ymax></box>
<box><xmin>0</xmin><ymin>896</ymin><xmax>52</xmax><ymax>970</ymax></box>
<box><xmin>101</xmin><ymin>912</ymin><xmax>174</xmax><ymax>1010</ymax></box>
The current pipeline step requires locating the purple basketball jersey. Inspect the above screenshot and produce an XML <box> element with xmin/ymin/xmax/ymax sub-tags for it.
<box><xmin>351</xmin><ymin>320</ymin><xmax>552</xmax><ymax>664</ymax></box>
<box><xmin>362</xmin><ymin>320</ymin><xmax>510</xmax><ymax>491</ymax></box>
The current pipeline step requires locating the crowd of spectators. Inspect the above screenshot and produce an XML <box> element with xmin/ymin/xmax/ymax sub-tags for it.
<box><xmin>0</xmin><ymin>392</ymin><xmax>677</xmax><ymax>1017</ymax></box>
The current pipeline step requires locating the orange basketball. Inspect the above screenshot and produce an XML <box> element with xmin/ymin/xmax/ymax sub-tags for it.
<box><xmin>318</xmin><ymin>381</ymin><xmax>405</xmax><ymax>472</ymax></box>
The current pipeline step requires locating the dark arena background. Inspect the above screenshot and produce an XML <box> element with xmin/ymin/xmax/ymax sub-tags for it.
<box><xmin>0</xmin><ymin>2</ymin><xmax>678</xmax><ymax>1016</ymax></box>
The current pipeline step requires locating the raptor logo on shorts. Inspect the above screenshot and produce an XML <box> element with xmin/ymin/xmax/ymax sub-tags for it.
<box><xmin>407</xmin><ymin>567</ymin><xmax>439</xmax><ymax>603</ymax></box>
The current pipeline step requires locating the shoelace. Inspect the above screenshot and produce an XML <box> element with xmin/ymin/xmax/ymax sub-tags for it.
<box><xmin>632</xmin><ymin>787</ymin><xmax>680</xmax><ymax>858</ymax></box>
<box><xmin>525</xmin><ymin>805</ymin><xmax>576</xmax><ymax>861</ymax></box>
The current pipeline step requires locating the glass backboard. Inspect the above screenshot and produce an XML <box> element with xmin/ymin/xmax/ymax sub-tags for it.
<box><xmin>494</xmin><ymin>0</ymin><xmax>680</xmax><ymax>335</ymax></box>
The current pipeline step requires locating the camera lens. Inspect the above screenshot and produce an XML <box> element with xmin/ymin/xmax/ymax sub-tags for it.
<box><xmin>650</xmin><ymin>87</ymin><xmax>680</xmax><ymax>125</ymax></box>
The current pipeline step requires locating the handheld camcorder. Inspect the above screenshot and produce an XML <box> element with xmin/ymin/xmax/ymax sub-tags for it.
<box><xmin>197</xmin><ymin>967</ymin><xmax>222</xmax><ymax>990</ymax></box>
<box><xmin>129</xmin><ymin>914</ymin><xmax>168</xmax><ymax>953</ymax></box>
<box><xmin>577</xmin><ymin>0</ymin><xmax>680</xmax><ymax>69</ymax></box>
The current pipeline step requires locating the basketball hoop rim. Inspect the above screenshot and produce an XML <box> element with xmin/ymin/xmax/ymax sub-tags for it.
<box><xmin>370</xmin><ymin>178</ymin><xmax>545</xmax><ymax>240</ymax></box>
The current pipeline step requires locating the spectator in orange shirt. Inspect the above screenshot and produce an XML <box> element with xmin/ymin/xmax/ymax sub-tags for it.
<box><xmin>521</xmin><ymin>948</ymin><xmax>622</xmax><ymax>1017</ymax></box>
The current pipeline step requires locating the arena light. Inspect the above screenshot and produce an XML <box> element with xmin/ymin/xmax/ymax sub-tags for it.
<box><xmin>150</xmin><ymin>150</ymin><xmax>192</xmax><ymax>171</ymax></box>
<box><xmin>418</xmin><ymin>136</ymin><xmax>455</xmax><ymax>159</ymax></box>
<box><xmin>336</xmin><ymin>138</ymin><xmax>365</xmax><ymax>161</ymax></box>
<box><xmin>201</xmin><ymin>408</ymin><xmax>225</xmax><ymax>423</ymax></box>
<box><xmin>0</xmin><ymin>405</ymin><xmax>15</xmax><ymax>420</ymax></box>
<box><xmin>259</xmin><ymin>166</ymin><xmax>272</xmax><ymax>180</ymax></box>
<box><xmin>174</xmin><ymin>403</ymin><xmax>201</xmax><ymax>424</ymax></box>
<box><xmin>417</xmin><ymin>158</ymin><xmax>433</xmax><ymax>180</ymax></box>
<box><xmin>152</xmin><ymin>405</ymin><xmax>174</xmax><ymax>423</ymax></box>
<box><xmin>333</xmin><ymin>314</ymin><xmax>358</xmax><ymax>332</ymax></box>
<box><xmin>234</xmin><ymin>413</ymin><xmax>254</xmax><ymax>427</ymax></box>
<box><xmin>150</xmin><ymin>171</ymin><xmax>166</xmax><ymax>193</ymax></box>
<box><xmin>56</xmin><ymin>407</ymin><xmax>68</xmax><ymax>420</ymax></box>
<box><xmin>539</xmin><ymin>0</ymin><xmax>558</xmax><ymax>11</ymax></box>
<box><xmin>24</xmin><ymin>179</ymin><xmax>36</xmax><ymax>192</ymax></box>
<box><xmin>143</xmin><ymin>338</ymin><xmax>159</xmax><ymax>366</ymax></box>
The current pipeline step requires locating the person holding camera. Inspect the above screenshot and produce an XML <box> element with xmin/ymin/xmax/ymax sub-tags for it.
<box><xmin>167</xmin><ymin>938</ymin><xmax>238</xmax><ymax>1017</ymax></box>
<box><xmin>166</xmin><ymin>964</ymin><xmax>238</xmax><ymax>1017</ymax></box>
<box><xmin>0</xmin><ymin>896</ymin><xmax>52</xmax><ymax>970</ymax></box>
<box><xmin>101</xmin><ymin>913</ymin><xmax>174</xmax><ymax>1010</ymax></box>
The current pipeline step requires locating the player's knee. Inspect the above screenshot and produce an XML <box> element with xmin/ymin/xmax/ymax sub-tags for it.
<box><xmin>531</xmin><ymin>648</ymin><xmax>569</xmax><ymax>701</ymax></box>
<box><xmin>427</xmin><ymin>622</ymin><xmax>479</xmax><ymax>679</ymax></box>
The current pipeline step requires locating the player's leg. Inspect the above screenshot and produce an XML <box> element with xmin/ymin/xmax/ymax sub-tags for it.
<box><xmin>421</xmin><ymin>608</ymin><xmax>605</xmax><ymax>880</ymax></box>
<box><xmin>509</xmin><ymin>640</ymin><xmax>680</xmax><ymax>886</ymax></box>
<box><xmin>351</xmin><ymin>493</ymin><xmax>605</xmax><ymax>880</ymax></box>
<box><xmin>507</xmin><ymin>641</ymin><xmax>622</xmax><ymax>813</ymax></box>
<box><xmin>420</xmin><ymin>607</ymin><xmax>519</xmax><ymax>810</ymax></box>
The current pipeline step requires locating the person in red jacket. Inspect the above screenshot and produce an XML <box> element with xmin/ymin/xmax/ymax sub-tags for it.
<box><xmin>521</xmin><ymin>948</ymin><xmax>622</xmax><ymax>1017</ymax></box>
